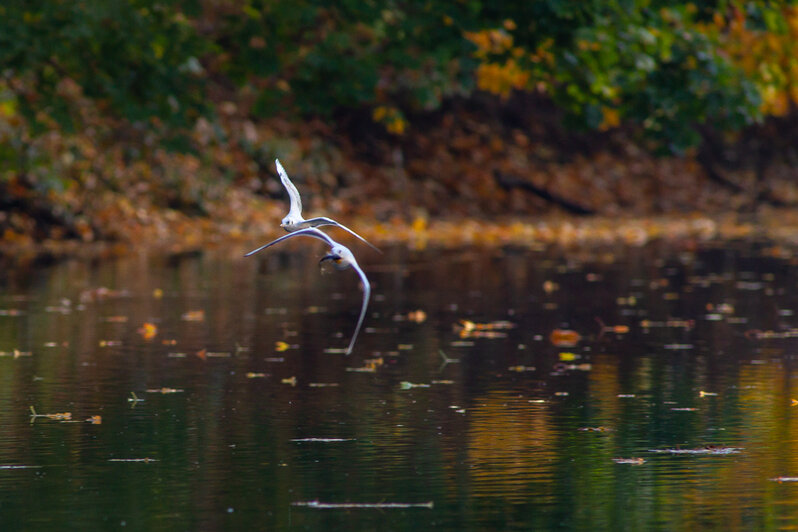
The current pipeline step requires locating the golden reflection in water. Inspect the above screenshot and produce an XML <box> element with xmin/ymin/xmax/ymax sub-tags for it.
<box><xmin>466</xmin><ymin>390</ymin><xmax>555</xmax><ymax>502</ymax></box>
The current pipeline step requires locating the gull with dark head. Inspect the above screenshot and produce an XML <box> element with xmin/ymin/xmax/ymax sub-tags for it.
<box><xmin>276</xmin><ymin>159</ymin><xmax>379</xmax><ymax>252</ymax></box>
<box><xmin>245</xmin><ymin>227</ymin><xmax>370</xmax><ymax>355</ymax></box>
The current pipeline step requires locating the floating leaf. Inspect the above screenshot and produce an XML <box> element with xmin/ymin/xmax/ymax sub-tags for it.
<box><xmin>550</xmin><ymin>329</ymin><xmax>580</xmax><ymax>347</ymax></box>
<box><xmin>29</xmin><ymin>406</ymin><xmax>71</xmax><ymax>421</ymax></box>
<box><xmin>649</xmin><ymin>446</ymin><xmax>742</xmax><ymax>455</ymax></box>
<box><xmin>543</xmin><ymin>280</ymin><xmax>559</xmax><ymax>294</ymax></box>
<box><xmin>292</xmin><ymin>500</ymin><xmax>433</xmax><ymax>509</ymax></box>
<box><xmin>137</xmin><ymin>322</ymin><xmax>158</xmax><ymax>340</ymax></box>
<box><xmin>400</xmin><ymin>381</ymin><xmax>430</xmax><ymax>389</ymax></box>
<box><xmin>613</xmin><ymin>458</ymin><xmax>645</xmax><ymax>465</ymax></box>
<box><xmin>456</xmin><ymin>319</ymin><xmax>514</xmax><ymax>338</ymax></box>
<box><xmin>181</xmin><ymin>310</ymin><xmax>205</xmax><ymax>321</ymax></box>
<box><xmin>407</xmin><ymin>310</ymin><xmax>427</xmax><ymax>323</ymax></box>
<box><xmin>291</xmin><ymin>438</ymin><xmax>355</xmax><ymax>443</ymax></box>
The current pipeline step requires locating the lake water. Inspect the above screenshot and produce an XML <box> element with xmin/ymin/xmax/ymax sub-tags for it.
<box><xmin>2</xmin><ymin>239</ymin><xmax>798</xmax><ymax>530</ymax></box>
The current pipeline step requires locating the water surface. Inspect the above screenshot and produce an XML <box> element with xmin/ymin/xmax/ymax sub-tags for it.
<box><xmin>1</xmin><ymin>241</ymin><xmax>798</xmax><ymax>530</ymax></box>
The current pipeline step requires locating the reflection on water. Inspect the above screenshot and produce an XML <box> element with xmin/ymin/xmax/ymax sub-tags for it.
<box><xmin>2</xmin><ymin>242</ymin><xmax>798</xmax><ymax>529</ymax></box>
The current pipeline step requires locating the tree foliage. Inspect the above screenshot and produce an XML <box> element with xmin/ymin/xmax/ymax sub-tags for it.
<box><xmin>2</xmin><ymin>1</ymin><xmax>797</xmax><ymax>151</ymax></box>
<box><xmin>0</xmin><ymin>1</ymin><xmax>208</xmax><ymax>135</ymax></box>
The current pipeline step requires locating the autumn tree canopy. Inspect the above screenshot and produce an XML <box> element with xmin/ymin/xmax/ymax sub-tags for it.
<box><xmin>4</xmin><ymin>1</ymin><xmax>797</xmax><ymax>144</ymax></box>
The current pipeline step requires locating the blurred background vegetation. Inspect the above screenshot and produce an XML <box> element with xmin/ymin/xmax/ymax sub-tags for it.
<box><xmin>1</xmin><ymin>0</ymin><xmax>798</xmax><ymax>246</ymax></box>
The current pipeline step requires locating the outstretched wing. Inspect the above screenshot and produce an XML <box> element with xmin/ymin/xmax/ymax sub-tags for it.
<box><xmin>276</xmin><ymin>159</ymin><xmax>303</xmax><ymax>220</ymax></box>
<box><xmin>344</xmin><ymin>258</ymin><xmax>371</xmax><ymax>355</ymax></box>
<box><xmin>301</xmin><ymin>217</ymin><xmax>380</xmax><ymax>253</ymax></box>
<box><xmin>244</xmin><ymin>227</ymin><xmax>335</xmax><ymax>257</ymax></box>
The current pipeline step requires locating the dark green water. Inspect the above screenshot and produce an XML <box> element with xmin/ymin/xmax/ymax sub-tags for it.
<box><xmin>2</xmin><ymin>240</ymin><xmax>798</xmax><ymax>530</ymax></box>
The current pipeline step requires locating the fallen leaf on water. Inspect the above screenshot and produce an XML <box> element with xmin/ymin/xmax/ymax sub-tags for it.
<box><xmin>346</xmin><ymin>365</ymin><xmax>377</xmax><ymax>373</ymax></box>
<box><xmin>558</xmin><ymin>352</ymin><xmax>578</xmax><ymax>362</ymax></box>
<box><xmin>99</xmin><ymin>340</ymin><xmax>122</xmax><ymax>347</ymax></box>
<box><xmin>246</xmin><ymin>372</ymin><xmax>267</xmax><ymax>378</ymax></box>
<box><xmin>556</xmin><ymin>363</ymin><xmax>592</xmax><ymax>371</ymax></box>
<box><xmin>196</xmin><ymin>348</ymin><xmax>207</xmax><ymax>360</ymax></box>
<box><xmin>291</xmin><ymin>438</ymin><xmax>355</xmax><ymax>443</ymax></box>
<box><xmin>450</xmin><ymin>341</ymin><xmax>474</xmax><ymax>347</ymax></box>
<box><xmin>137</xmin><ymin>322</ymin><xmax>157</xmax><ymax>341</ymax></box>
<box><xmin>543</xmin><ymin>280</ymin><xmax>559</xmax><ymax>294</ymax></box>
<box><xmin>791</xmin><ymin>399</ymin><xmax>798</xmax><ymax>406</ymax></box>
<box><xmin>281</xmin><ymin>376</ymin><xmax>297</xmax><ymax>386</ymax></box>
<box><xmin>649</xmin><ymin>446</ymin><xmax>742</xmax><ymax>455</ymax></box>
<box><xmin>706</xmin><ymin>302</ymin><xmax>734</xmax><ymax>314</ymax></box>
<box><xmin>181</xmin><ymin>310</ymin><xmax>205</xmax><ymax>322</ymax></box>
<box><xmin>292</xmin><ymin>500</ymin><xmax>433</xmax><ymax>509</ymax></box>
<box><xmin>455</xmin><ymin>319</ymin><xmax>514</xmax><ymax>338</ymax></box>
<box><xmin>275</xmin><ymin>341</ymin><xmax>290</xmax><ymax>352</ymax></box>
<box><xmin>102</xmin><ymin>316</ymin><xmax>129</xmax><ymax>323</ymax></box>
<box><xmin>363</xmin><ymin>357</ymin><xmax>384</xmax><ymax>370</ymax></box>
<box><xmin>29</xmin><ymin>406</ymin><xmax>71</xmax><ymax>421</ymax></box>
<box><xmin>745</xmin><ymin>329</ymin><xmax>798</xmax><ymax>340</ymax></box>
<box><xmin>596</xmin><ymin>317</ymin><xmax>630</xmax><ymax>338</ymax></box>
<box><xmin>86</xmin><ymin>415</ymin><xmax>102</xmax><ymax>425</ymax></box>
<box><xmin>699</xmin><ymin>391</ymin><xmax>718</xmax><ymax>397</ymax></box>
<box><xmin>407</xmin><ymin>310</ymin><xmax>427</xmax><ymax>323</ymax></box>
<box><xmin>79</xmin><ymin>287</ymin><xmax>128</xmax><ymax>302</ymax></box>
<box><xmin>613</xmin><ymin>458</ymin><xmax>645</xmax><ymax>465</ymax></box>
<box><xmin>400</xmin><ymin>381</ymin><xmax>430</xmax><ymax>389</ymax></box>
<box><xmin>0</xmin><ymin>350</ymin><xmax>31</xmax><ymax>358</ymax></box>
<box><xmin>153</xmin><ymin>288</ymin><xmax>164</xmax><ymax>299</ymax></box>
<box><xmin>508</xmin><ymin>365</ymin><xmax>535</xmax><ymax>372</ymax></box>
<box><xmin>146</xmin><ymin>388</ymin><xmax>184</xmax><ymax>394</ymax></box>
<box><xmin>640</xmin><ymin>319</ymin><xmax>695</xmax><ymax>330</ymax></box>
<box><xmin>550</xmin><ymin>329</ymin><xmax>580</xmax><ymax>347</ymax></box>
